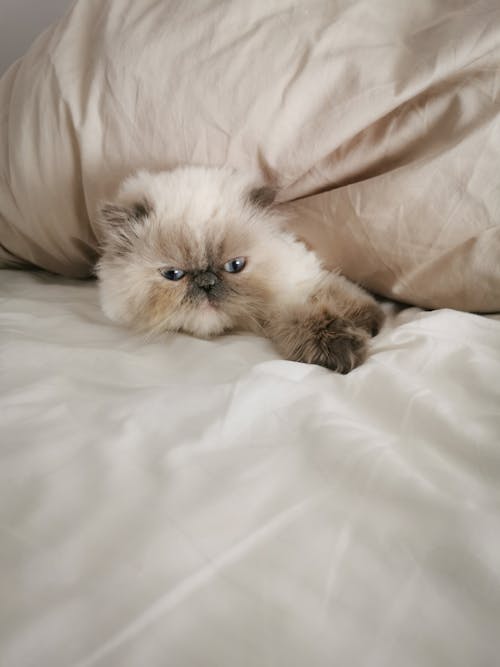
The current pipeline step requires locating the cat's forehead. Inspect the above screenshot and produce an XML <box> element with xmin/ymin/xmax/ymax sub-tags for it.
<box><xmin>120</xmin><ymin>166</ymin><xmax>275</xmax><ymax>266</ymax></box>
<box><xmin>146</xmin><ymin>215</ymin><xmax>256</xmax><ymax>268</ymax></box>
<box><xmin>137</xmin><ymin>165</ymin><xmax>253</xmax><ymax>221</ymax></box>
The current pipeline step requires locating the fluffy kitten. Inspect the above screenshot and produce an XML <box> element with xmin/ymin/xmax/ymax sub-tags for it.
<box><xmin>96</xmin><ymin>166</ymin><xmax>384</xmax><ymax>373</ymax></box>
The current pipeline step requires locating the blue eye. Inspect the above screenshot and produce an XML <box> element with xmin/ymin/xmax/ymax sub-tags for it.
<box><xmin>223</xmin><ymin>257</ymin><xmax>246</xmax><ymax>273</ymax></box>
<box><xmin>161</xmin><ymin>268</ymin><xmax>185</xmax><ymax>281</ymax></box>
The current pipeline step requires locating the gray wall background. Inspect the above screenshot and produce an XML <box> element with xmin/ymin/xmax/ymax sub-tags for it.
<box><xmin>0</xmin><ymin>0</ymin><xmax>74</xmax><ymax>74</ymax></box>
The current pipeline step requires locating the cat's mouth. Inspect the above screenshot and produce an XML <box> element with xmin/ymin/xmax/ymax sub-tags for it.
<box><xmin>202</xmin><ymin>286</ymin><xmax>227</xmax><ymax>309</ymax></box>
<box><xmin>202</xmin><ymin>296</ymin><xmax>220</xmax><ymax>309</ymax></box>
<box><xmin>186</xmin><ymin>300</ymin><xmax>233</xmax><ymax>338</ymax></box>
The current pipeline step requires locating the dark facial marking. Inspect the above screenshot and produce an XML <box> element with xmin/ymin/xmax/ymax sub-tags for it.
<box><xmin>185</xmin><ymin>270</ymin><xmax>228</xmax><ymax>304</ymax></box>
<box><xmin>194</xmin><ymin>271</ymin><xmax>218</xmax><ymax>290</ymax></box>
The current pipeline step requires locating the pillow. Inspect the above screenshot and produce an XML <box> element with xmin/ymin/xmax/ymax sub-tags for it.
<box><xmin>1</xmin><ymin>0</ymin><xmax>499</xmax><ymax>311</ymax></box>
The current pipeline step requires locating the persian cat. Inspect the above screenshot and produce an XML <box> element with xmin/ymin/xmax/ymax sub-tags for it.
<box><xmin>96</xmin><ymin>166</ymin><xmax>384</xmax><ymax>373</ymax></box>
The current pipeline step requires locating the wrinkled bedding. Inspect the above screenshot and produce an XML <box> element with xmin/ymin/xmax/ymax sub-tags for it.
<box><xmin>1</xmin><ymin>269</ymin><xmax>500</xmax><ymax>666</ymax></box>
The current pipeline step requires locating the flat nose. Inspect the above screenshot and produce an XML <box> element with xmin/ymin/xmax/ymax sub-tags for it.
<box><xmin>195</xmin><ymin>271</ymin><xmax>218</xmax><ymax>290</ymax></box>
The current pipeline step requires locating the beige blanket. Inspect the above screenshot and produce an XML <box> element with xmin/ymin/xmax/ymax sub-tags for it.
<box><xmin>1</xmin><ymin>0</ymin><xmax>499</xmax><ymax>311</ymax></box>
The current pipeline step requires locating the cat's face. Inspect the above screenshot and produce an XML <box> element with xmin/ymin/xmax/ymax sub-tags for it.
<box><xmin>96</xmin><ymin>167</ymin><xmax>285</xmax><ymax>337</ymax></box>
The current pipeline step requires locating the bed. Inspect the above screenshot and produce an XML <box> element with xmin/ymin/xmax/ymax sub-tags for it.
<box><xmin>1</xmin><ymin>1</ymin><xmax>500</xmax><ymax>665</ymax></box>
<box><xmin>2</xmin><ymin>268</ymin><xmax>500</xmax><ymax>666</ymax></box>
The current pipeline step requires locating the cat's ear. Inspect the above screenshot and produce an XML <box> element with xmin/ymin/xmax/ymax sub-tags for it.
<box><xmin>248</xmin><ymin>185</ymin><xmax>277</xmax><ymax>208</ymax></box>
<box><xmin>97</xmin><ymin>198</ymin><xmax>152</xmax><ymax>250</ymax></box>
<box><xmin>100</xmin><ymin>199</ymin><xmax>152</xmax><ymax>227</ymax></box>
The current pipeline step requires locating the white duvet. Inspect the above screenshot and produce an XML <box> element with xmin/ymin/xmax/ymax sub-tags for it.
<box><xmin>1</xmin><ymin>269</ymin><xmax>500</xmax><ymax>667</ymax></box>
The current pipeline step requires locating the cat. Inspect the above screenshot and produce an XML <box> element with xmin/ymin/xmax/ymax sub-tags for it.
<box><xmin>96</xmin><ymin>166</ymin><xmax>384</xmax><ymax>373</ymax></box>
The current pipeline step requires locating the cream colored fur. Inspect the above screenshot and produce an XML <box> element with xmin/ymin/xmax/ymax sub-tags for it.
<box><xmin>96</xmin><ymin>166</ymin><xmax>384</xmax><ymax>372</ymax></box>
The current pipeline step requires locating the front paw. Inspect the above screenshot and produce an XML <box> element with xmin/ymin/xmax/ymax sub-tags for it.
<box><xmin>350</xmin><ymin>302</ymin><xmax>385</xmax><ymax>337</ymax></box>
<box><xmin>278</xmin><ymin>314</ymin><xmax>370</xmax><ymax>374</ymax></box>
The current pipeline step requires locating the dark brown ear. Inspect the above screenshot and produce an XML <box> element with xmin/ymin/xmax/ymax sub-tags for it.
<box><xmin>100</xmin><ymin>199</ymin><xmax>152</xmax><ymax>228</ymax></box>
<box><xmin>248</xmin><ymin>185</ymin><xmax>277</xmax><ymax>208</ymax></box>
<box><xmin>98</xmin><ymin>199</ymin><xmax>152</xmax><ymax>251</ymax></box>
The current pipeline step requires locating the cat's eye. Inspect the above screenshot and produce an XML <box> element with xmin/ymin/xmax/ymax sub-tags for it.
<box><xmin>161</xmin><ymin>268</ymin><xmax>185</xmax><ymax>281</ymax></box>
<box><xmin>223</xmin><ymin>257</ymin><xmax>246</xmax><ymax>273</ymax></box>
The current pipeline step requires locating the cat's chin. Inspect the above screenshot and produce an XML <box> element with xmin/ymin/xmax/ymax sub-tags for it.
<box><xmin>182</xmin><ymin>307</ymin><xmax>234</xmax><ymax>339</ymax></box>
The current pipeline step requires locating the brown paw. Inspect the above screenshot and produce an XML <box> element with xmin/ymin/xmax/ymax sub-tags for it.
<box><xmin>284</xmin><ymin>315</ymin><xmax>370</xmax><ymax>374</ymax></box>
<box><xmin>349</xmin><ymin>302</ymin><xmax>385</xmax><ymax>337</ymax></box>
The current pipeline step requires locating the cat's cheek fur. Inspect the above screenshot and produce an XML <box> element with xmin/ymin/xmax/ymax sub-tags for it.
<box><xmin>97</xmin><ymin>257</ymin><xmax>180</xmax><ymax>333</ymax></box>
<box><xmin>97</xmin><ymin>264</ymin><xmax>138</xmax><ymax>327</ymax></box>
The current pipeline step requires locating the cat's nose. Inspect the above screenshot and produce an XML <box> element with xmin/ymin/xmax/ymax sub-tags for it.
<box><xmin>195</xmin><ymin>271</ymin><xmax>218</xmax><ymax>291</ymax></box>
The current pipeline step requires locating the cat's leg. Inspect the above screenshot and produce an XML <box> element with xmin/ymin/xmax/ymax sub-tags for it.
<box><xmin>264</xmin><ymin>273</ymin><xmax>384</xmax><ymax>373</ymax></box>
<box><xmin>312</xmin><ymin>271</ymin><xmax>385</xmax><ymax>337</ymax></box>
<box><xmin>266</xmin><ymin>305</ymin><xmax>369</xmax><ymax>373</ymax></box>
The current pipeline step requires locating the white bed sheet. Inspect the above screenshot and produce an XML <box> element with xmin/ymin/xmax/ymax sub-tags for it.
<box><xmin>1</xmin><ymin>269</ymin><xmax>500</xmax><ymax>667</ymax></box>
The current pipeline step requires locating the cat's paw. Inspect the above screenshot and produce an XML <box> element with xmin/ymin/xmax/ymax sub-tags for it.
<box><xmin>278</xmin><ymin>313</ymin><xmax>370</xmax><ymax>374</ymax></box>
<box><xmin>349</xmin><ymin>301</ymin><xmax>385</xmax><ymax>337</ymax></box>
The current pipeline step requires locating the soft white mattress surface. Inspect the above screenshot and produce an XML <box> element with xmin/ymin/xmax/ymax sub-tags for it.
<box><xmin>1</xmin><ymin>269</ymin><xmax>500</xmax><ymax>666</ymax></box>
